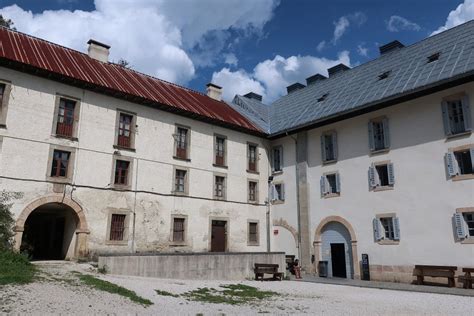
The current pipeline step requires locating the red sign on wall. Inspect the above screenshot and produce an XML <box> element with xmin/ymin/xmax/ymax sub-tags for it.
<box><xmin>273</xmin><ymin>229</ymin><xmax>279</xmax><ymax>235</ymax></box>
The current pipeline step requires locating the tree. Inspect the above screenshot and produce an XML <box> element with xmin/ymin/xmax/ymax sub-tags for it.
<box><xmin>0</xmin><ymin>191</ymin><xmax>22</xmax><ymax>251</ymax></box>
<box><xmin>117</xmin><ymin>58</ymin><xmax>131</xmax><ymax>69</ymax></box>
<box><xmin>0</xmin><ymin>15</ymin><xmax>16</xmax><ymax>30</ymax></box>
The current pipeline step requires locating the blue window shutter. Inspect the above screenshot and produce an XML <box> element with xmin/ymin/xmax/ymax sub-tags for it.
<box><xmin>368</xmin><ymin>165</ymin><xmax>377</xmax><ymax>189</ymax></box>
<box><xmin>270</xmin><ymin>184</ymin><xmax>276</xmax><ymax>201</ymax></box>
<box><xmin>470</xmin><ymin>148</ymin><xmax>474</xmax><ymax>170</ymax></box>
<box><xmin>393</xmin><ymin>217</ymin><xmax>400</xmax><ymax>240</ymax></box>
<box><xmin>373</xmin><ymin>218</ymin><xmax>382</xmax><ymax>241</ymax></box>
<box><xmin>382</xmin><ymin>117</ymin><xmax>390</xmax><ymax>148</ymax></box>
<box><xmin>320</xmin><ymin>176</ymin><xmax>327</xmax><ymax>196</ymax></box>
<box><xmin>368</xmin><ymin>121</ymin><xmax>375</xmax><ymax>151</ymax></box>
<box><xmin>462</xmin><ymin>95</ymin><xmax>472</xmax><ymax>131</ymax></box>
<box><xmin>441</xmin><ymin>101</ymin><xmax>452</xmax><ymax>135</ymax></box>
<box><xmin>281</xmin><ymin>184</ymin><xmax>285</xmax><ymax>200</ymax></box>
<box><xmin>279</xmin><ymin>146</ymin><xmax>284</xmax><ymax>170</ymax></box>
<box><xmin>320</xmin><ymin>134</ymin><xmax>326</xmax><ymax>162</ymax></box>
<box><xmin>335</xmin><ymin>173</ymin><xmax>341</xmax><ymax>193</ymax></box>
<box><xmin>332</xmin><ymin>132</ymin><xmax>338</xmax><ymax>160</ymax></box>
<box><xmin>454</xmin><ymin>213</ymin><xmax>467</xmax><ymax>240</ymax></box>
<box><xmin>445</xmin><ymin>152</ymin><xmax>458</xmax><ymax>177</ymax></box>
<box><xmin>388</xmin><ymin>163</ymin><xmax>395</xmax><ymax>185</ymax></box>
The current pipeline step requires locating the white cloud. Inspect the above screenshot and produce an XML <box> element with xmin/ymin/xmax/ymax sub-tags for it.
<box><xmin>386</xmin><ymin>15</ymin><xmax>420</xmax><ymax>32</ymax></box>
<box><xmin>224</xmin><ymin>53</ymin><xmax>238</xmax><ymax>67</ymax></box>
<box><xmin>431</xmin><ymin>0</ymin><xmax>474</xmax><ymax>35</ymax></box>
<box><xmin>0</xmin><ymin>0</ymin><xmax>279</xmax><ymax>84</ymax></box>
<box><xmin>316</xmin><ymin>40</ymin><xmax>326</xmax><ymax>52</ymax></box>
<box><xmin>357</xmin><ymin>44</ymin><xmax>368</xmax><ymax>57</ymax></box>
<box><xmin>330</xmin><ymin>12</ymin><xmax>367</xmax><ymax>44</ymax></box>
<box><xmin>212</xmin><ymin>51</ymin><xmax>351</xmax><ymax>103</ymax></box>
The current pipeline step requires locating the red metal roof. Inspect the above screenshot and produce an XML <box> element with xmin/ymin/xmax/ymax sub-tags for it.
<box><xmin>0</xmin><ymin>27</ymin><xmax>262</xmax><ymax>134</ymax></box>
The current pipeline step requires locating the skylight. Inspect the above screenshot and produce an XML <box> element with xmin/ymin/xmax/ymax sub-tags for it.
<box><xmin>317</xmin><ymin>93</ymin><xmax>329</xmax><ymax>102</ymax></box>
<box><xmin>378</xmin><ymin>71</ymin><xmax>391</xmax><ymax>80</ymax></box>
<box><xmin>427</xmin><ymin>52</ymin><xmax>440</xmax><ymax>63</ymax></box>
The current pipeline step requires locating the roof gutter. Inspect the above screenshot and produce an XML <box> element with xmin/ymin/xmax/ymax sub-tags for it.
<box><xmin>268</xmin><ymin>71</ymin><xmax>474</xmax><ymax>140</ymax></box>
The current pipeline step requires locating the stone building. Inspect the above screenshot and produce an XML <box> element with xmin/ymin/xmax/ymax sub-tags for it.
<box><xmin>0</xmin><ymin>20</ymin><xmax>473</xmax><ymax>283</ymax></box>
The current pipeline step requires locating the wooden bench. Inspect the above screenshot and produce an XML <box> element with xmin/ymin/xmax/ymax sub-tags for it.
<box><xmin>458</xmin><ymin>268</ymin><xmax>474</xmax><ymax>289</ymax></box>
<box><xmin>414</xmin><ymin>265</ymin><xmax>457</xmax><ymax>287</ymax></box>
<box><xmin>254</xmin><ymin>263</ymin><xmax>283</xmax><ymax>281</ymax></box>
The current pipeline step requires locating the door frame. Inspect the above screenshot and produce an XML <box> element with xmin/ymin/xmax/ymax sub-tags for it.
<box><xmin>330</xmin><ymin>243</ymin><xmax>347</xmax><ymax>278</ymax></box>
<box><xmin>208</xmin><ymin>217</ymin><xmax>229</xmax><ymax>252</ymax></box>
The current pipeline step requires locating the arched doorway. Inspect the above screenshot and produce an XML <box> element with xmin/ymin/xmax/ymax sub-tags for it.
<box><xmin>14</xmin><ymin>195</ymin><xmax>89</xmax><ymax>260</ymax></box>
<box><xmin>314</xmin><ymin>216</ymin><xmax>359</xmax><ymax>279</ymax></box>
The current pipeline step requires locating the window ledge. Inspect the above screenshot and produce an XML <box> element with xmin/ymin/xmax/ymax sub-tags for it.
<box><xmin>172</xmin><ymin>191</ymin><xmax>188</xmax><ymax>196</ymax></box>
<box><xmin>272</xmin><ymin>170</ymin><xmax>283</xmax><ymax>175</ymax></box>
<box><xmin>105</xmin><ymin>240</ymin><xmax>128</xmax><ymax>246</ymax></box>
<box><xmin>377</xmin><ymin>239</ymin><xmax>399</xmax><ymax>245</ymax></box>
<box><xmin>461</xmin><ymin>238</ymin><xmax>474</xmax><ymax>244</ymax></box>
<box><xmin>46</xmin><ymin>176</ymin><xmax>72</xmax><ymax>184</ymax></box>
<box><xmin>170</xmin><ymin>241</ymin><xmax>188</xmax><ymax>246</ymax></box>
<box><xmin>0</xmin><ymin>123</ymin><xmax>6</xmax><ymax>129</ymax></box>
<box><xmin>370</xmin><ymin>148</ymin><xmax>390</xmax><ymax>156</ymax></box>
<box><xmin>246</xmin><ymin>170</ymin><xmax>260</xmax><ymax>175</ymax></box>
<box><xmin>112</xmin><ymin>184</ymin><xmax>131</xmax><ymax>191</ymax></box>
<box><xmin>323</xmin><ymin>193</ymin><xmax>340</xmax><ymax>199</ymax></box>
<box><xmin>272</xmin><ymin>200</ymin><xmax>285</xmax><ymax>205</ymax></box>
<box><xmin>213</xmin><ymin>164</ymin><xmax>228</xmax><ymax>169</ymax></box>
<box><xmin>248</xmin><ymin>200</ymin><xmax>259</xmax><ymax>205</ymax></box>
<box><xmin>247</xmin><ymin>242</ymin><xmax>260</xmax><ymax>247</ymax></box>
<box><xmin>446</xmin><ymin>130</ymin><xmax>472</xmax><ymax>140</ymax></box>
<box><xmin>322</xmin><ymin>159</ymin><xmax>337</xmax><ymax>165</ymax></box>
<box><xmin>113</xmin><ymin>145</ymin><xmax>136</xmax><ymax>152</ymax></box>
<box><xmin>173</xmin><ymin>156</ymin><xmax>191</xmax><ymax>162</ymax></box>
<box><xmin>372</xmin><ymin>186</ymin><xmax>394</xmax><ymax>192</ymax></box>
<box><xmin>452</xmin><ymin>174</ymin><xmax>474</xmax><ymax>181</ymax></box>
<box><xmin>54</xmin><ymin>134</ymin><xmax>78</xmax><ymax>142</ymax></box>
<box><xmin>214</xmin><ymin>196</ymin><xmax>227</xmax><ymax>201</ymax></box>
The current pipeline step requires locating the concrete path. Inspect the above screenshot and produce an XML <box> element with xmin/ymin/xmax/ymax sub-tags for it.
<box><xmin>297</xmin><ymin>275</ymin><xmax>474</xmax><ymax>297</ymax></box>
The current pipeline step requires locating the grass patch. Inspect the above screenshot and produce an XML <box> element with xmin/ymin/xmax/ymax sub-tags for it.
<box><xmin>0</xmin><ymin>250</ymin><xmax>36</xmax><ymax>285</ymax></box>
<box><xmin>184</xmin><ymin>284</ymin><xmax>278</xmax><ymax>305</ymax></box>
<box><xmin>77</xmin><ymin>273</ymin><xmax>153</xmax><ymax>306</ymax></box>
<box><xmin>155</xmin><ymin>289</ymin><xmax>180</xmax><ymax>298</ymax></box>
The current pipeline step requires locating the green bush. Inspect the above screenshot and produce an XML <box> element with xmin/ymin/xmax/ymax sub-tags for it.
<box><xmin>0</xmin><ymin>250</ymin><xmax>36</xmax><ymax>285</ymax></box>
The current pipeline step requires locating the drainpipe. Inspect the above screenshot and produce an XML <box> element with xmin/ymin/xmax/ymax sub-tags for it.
<box><xmin>266</xmin><ymin>182</ymin><xmax>271</xmax><ymax>252</ymax></box>
<box><xmin>287</xmin><ymin>132</ymin><xmax>303</xmax><ymax>263</ymax></box>
<box><xmin>131</xmin><ymin>159</ymin><xmax>138</xmax><ymax>253</ymax></box>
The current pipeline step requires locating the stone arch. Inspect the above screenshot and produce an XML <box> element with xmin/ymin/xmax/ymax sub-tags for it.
<box><xmin>273</xmin><ymin>218</ymin><xmax>299</xmax><ymax>247</ymax></box>
<box><xmin>13</xmin><ymin>195</ymin><xmax>89</xmax><ymax>258</ymax></box>
<box><xmin>313</xmin><ymin>216</ymin><xmax>360</xmax><ymax>279</ymax></box>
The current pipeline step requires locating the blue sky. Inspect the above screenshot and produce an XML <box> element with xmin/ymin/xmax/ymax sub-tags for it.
<box><xmin>0</xmin><ymin>0</ymin><xmax>472</xmax><ymax>102</ymax></box>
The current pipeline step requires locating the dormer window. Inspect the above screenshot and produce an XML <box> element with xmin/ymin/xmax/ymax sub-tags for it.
<box><xmin>378</xmin><ymin>71</ymin><xmax>391</xmax><ymax>80</ymax></box>
<box><xmin>317</xmin><ymin>93</ymin><xmax>329</xmax><ymax>102</ymax></box>
<box><xmin>427</xmin><ymin>52</ymin><xmax>440</xmax><ymax>63</ymax></box>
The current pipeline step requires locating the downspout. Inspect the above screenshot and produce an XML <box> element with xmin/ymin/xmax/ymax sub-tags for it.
<box><xmin>286</xmin><ymin>131</ymin><xmax>302</xmax><ymax>263</ymax></box>
<box><xmin>131</xmin><ymin>159</ymin><xmax>138</xmax><ymax>253</ymax></box>
<box><xmin>264</xmin><ymin>142</ymin><xmax>272</xmax><ymax>252</ymax></box>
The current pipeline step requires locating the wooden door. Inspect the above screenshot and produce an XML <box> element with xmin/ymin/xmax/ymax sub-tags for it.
<box><xmin>331</xmin><ymin>243</ymin><xmax>347</xmax><ymax>278</ymax></box>
<box><xmin>211</xmin><ymin>220</ymin><xmax>227</xmax><ymax>252</ymax></box>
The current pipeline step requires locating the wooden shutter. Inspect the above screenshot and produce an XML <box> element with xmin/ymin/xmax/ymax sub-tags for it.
<box><xmin>320</xmin><ymin>134</ymin><xmax>326</xmax><ymax>162</ymax></box>
<box><xmin>387</xmin><ymin>163</ymin><xmax>395</xmax><ymax>185</ymax></box>
<box><xmin>335</xmin><ymin>173</ymin><xmax>341</xmax><ymax>193</ymax></box>
<box><xmin>368</xmin><ymin>121</ymin><xmax>375</xmax><ymax>151</ymax></box>
<box><xmin>280</xmin><ymin>183</ymin><xmax>285</xmax><ymax>200</ymax></box>
<box><xmin>462</xmin><ymin>95</ymin><xmax>472</xmax><ymax>131</ymax></box>
<box><xmin>332</xmin><ymin>132</ymin><xmax>338</xmax><ymax>160</ymax></box>
<box><xmin>393</xmin><ymin>217</ymin><xmax>400</xmax><ymax>240</ymax></box>
<box><xmin>368</xmin><ymin>165</ymin><xmax>377</xmax><ymax>188</ymax></box>
<box><xmin>372</xmin><ymin>218</ymin><xmax>382</xmax><ymax>241</ymax></box>
<box><xmin>445</xmin><ymin>152</ymin><xmax>458</xmax><ymax>177</ymax></box>
<box><xmin>441</xmin><ymin>101</ymin><xmax>452</xmax><ymax>135</ymax></box>
<box><xmin>270</xmin><ymin>184</ymin><xmax>277</xmax><ymax>201</ymax></box>
<box><xmin>279</xmin><ymin>146</ymin><xmax>283</xmax><ymax>170</ymax></box>
<box><xmin>454</xmin><ymin>213</ymin><xmax>467</xmax><ymax>240</ymax></box>
<box><xmin>382</xmin><ymin>118</ymin><xmax>390</xmax><ymax>148</ymax></box>
<box><xmin>471</xmin><ymin>148</ymin><xmax>474</xmax><ymax>170</ymax></box>
<box><xmin>320</xmin><ymin>176</ymin><xmax>327</xmax><ymax>196</ymax></box>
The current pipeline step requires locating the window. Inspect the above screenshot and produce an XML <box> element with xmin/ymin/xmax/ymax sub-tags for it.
<box><xmin>271</xmin><ymin>183</ymin><xmax>285</xmax><ymax>202</ymax></box>
<box><xmin>317</xmin><ymin>93</ymin><xmax>328</xmax><ymax>102</ymax></box>
<box><xmin>175</xmin><ymin>126</ymin><xmax>189</xmax><ymax>160</ymax></box>
<box><xmin>445</xmin><ymin>146</ymin><xmax>474</xmax><ymax>178</ymax></box>
<box><xmin>114</xmin><ymin>160</ymin><xmax>130</xmax><ymax>185</ymax></box>
<box><xmin>247</xmin><ymin>144</ymin><xmax>258</xmax><ymax>172</ymax></box>
<box><xmin>441</xmin><ymin>95</ymin><xmax>471</xmax><ymax>136</ymax></box>
<box><xmin>321</xmin><ymin>131</ymin><xmax>337</xmax><ymax>162</ymax></box>
<box><xmin>56</xmin><ymin>98</ymin><xmax>76</xmax><ymax>137</ymax></box>
<box><xmin>117</xmin><ymin>113</ymin><xmax>133</xmax><ymax>148</ymax></box>
<box><xmin>378</xmin><ymin>71</ymin><xmax>391</xmax><ymax>80</ymax></box>
<box><xmin>175</xmin><ymin>169</ymin><xmax>187</xmax><ymax>193</ymax></box>
<box><xmin>214</xmin><ymin>175</ymin><xmax>226</xmax><ymax>199</ymax></box>
<box><xmin>373</xmin><ymin>215</ymin><xmax>400</xmax><ymax>242</ymax></box>
<box><xmin>368</xmin><ymin>117</ymin><xmax>390</xmax><ymax>152</ymax></box>
<box><xmin>0</xmin><ymin>81</ymin><xmax>11</xmax><ymax>127</ymax></box>
<box><xmin>109</xmin><ymin>214</ymin><xmax>126</xmax><ymax>241</ymax></box>
<box><xmin>368</xmin><ymin>162</ymin><xmax>395</xmax><ymax>190</ymax></box>
<box><xmin>214</xmin><ymin>136</ymin><xmax>226</xmax><ymax>166</ymax></box>
<box><xmin>272</xmin><ymin>146</ymin><xmax>283</xmax><ymax>172</ymax></box>
<box><xmin>464</xmin><ymin>213</ymin><xmax>474</xmax><ymax>237</ymax></box>
<box><xmin>0</xmin><ymin>84</ymin><xmax>5</xmax><ymax>106</ymax></box>
<box><xmin>320</xmin><ymin>173</ymin><xmax>340</xmax><ymax>197</ymax></box>
<box><xmin>427</xmin><ymin>52</ymin><xmax>440</xmax><ymax>63</ymax></box>
<box><xmin>248</xmin><ymin>181</ymin><xmax>258</xmax><ymax>203</ymax></box>
<box><xmin>248</xmin><ymin>221</ymin><xmax>259</xmax><ymax>245</ymax></box>
<box><xmin>51</xmin><ymin>150</ymin><xmax>70</xmax><ymax>178</ymax></box>
<box><xmin>172</xmin><ymin>217</ymin><xmax>186</xmax><ymax>242</ymax></box>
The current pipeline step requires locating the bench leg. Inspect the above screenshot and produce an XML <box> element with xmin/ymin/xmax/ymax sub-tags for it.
<box><xmin>448</xmin><ymin>277</ymin><xmax>455</xmax><ymax>288</ymax></box>
<box><xmin>416</xmin><ymin>276</ymin><xmax>424</xmax><ymax>285</ymax></box>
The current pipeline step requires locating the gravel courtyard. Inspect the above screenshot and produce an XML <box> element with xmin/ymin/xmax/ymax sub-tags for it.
<box><xmin>1</xmin><ymin>261</ymin><xmax>472</xmax><ymax>315</ymax></box>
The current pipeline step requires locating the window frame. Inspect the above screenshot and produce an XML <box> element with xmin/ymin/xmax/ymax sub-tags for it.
<box><xmin>111</xmin><ymin>155</ymin><xmax>133</xmax><ymax>190</ymax></box>
<box><xmin>172</xmin><ymin>166</ymin><xmax>189</xmax><ymax>195</ymax></box>
<box><xmin>213</xmin><ymin>173</ymin><xmax>227</xmax><ymax>200</ymax></box>
<box><xmin>272</xmin><ymin>182</ymin><xmax>285</xmax><ymax>204</ymax></box>
<box><xmin>114</xmin><ymin>109</ymin><xmax>137</xmax><ymax>151</ymax></box>
<box><xmin>271</xmin><ymin>145</ymin><xmax>283</xmax><ymax>173</ymax></box>
<box><xmin>173</xmin><ymin>124</ymin><xmax>191</xmax><ymax>161</ymax></box>
<box><xmin>105</xmin><ymin>210</ymin><xmax>130</xmax><ymax>245</ymax></box>
<box><xmin>441</xmin><ymin>93</ymin><xmax>472</xmax><ymax>138</ymax></box>
<box><xmin>247</xmin><ymin>220</ymin><xmax>260</xmax><ymax>246</ymax></box>
<box><xmin>455</xmin><ymin>207</ymin><xmax>474</xmax><ymax>244</ymax></box>
<box><xmin>213</xmin><ymin>134</ymin><xmax>227</xmax><ymax>168</ymax></box>
<box><xmin>170</xmin><ymin>215</ymin><xmax>188</xmax><ymax>245</ymax></box>
<box><xmin>446</xmin><ymin>144</ymin><xmax>474</xmax><ymax>181</ymax></box>
<box><xmin>248</xmin><ymin>180</ymin><xmax>259</xmax><ymax>204</ymax></box>
<box><xmin>374</xmin><ymin>213</ymin><xmax>400</xmax><ymax>245</ymax></box>
<box><xmin>369</xmin><ymin>160</ymin><xmax>395</xmax><ymax>191</ymax></box>
<box><xmin>0</xmin><ymin>79</ymin><xmax>12</xmax><ymax>128</ymax></box>
<box><xmin>247</xmin><ymin>142</ymin><xmax>259</xmax><ymax>173</ymax></box>
<box><xmin>51</xmin><ymin>94</ymin><xmax>81</xmax><ymax>140</ymax></box>
<box><xmin>368</xmin><ymin>116</ymin><xmax>390</xmax><ymax>153</ymax></box>
<box><xmin>46</xmin><ymin>145</ymin><xmax>76</xmax><ymax>183</ymax></box>
<box><xmin>321</xmin><ymin>130</ymin><xmax>338</xmax><ymax>163</ymax></box>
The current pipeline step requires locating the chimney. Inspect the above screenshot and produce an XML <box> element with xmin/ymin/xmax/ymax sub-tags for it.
<box><xmin>243</xmin><ymin>92</ymin><xmax>263</xmax><ymax>102</ymax></box>
<box><xmin>87</xmin><ymin>39</ymin><xmax>110</xmax><ymax>63</ymax></box>
<box><xmin>206</xmin><ymin>83</ymin><xmax>222</xmax><ymax>101</ymax></box>
<box><xmin>306</xmin><ymin>73</ymin><xmax>327</xmax><ymax>85</ymax></box>
<box><xmin>328</xmin><ymin>63</ymin><xmax>350</xmax><ymax>77</ymax></box>
<box><xmin>286</xmin><ymin>82</ymin><xmax>306</xmax><ymax>94</ymax></box>
<box><xmin>379</xmin><ymin>40</ymin><xmax>404</xmax><ymax>55</ymax></box>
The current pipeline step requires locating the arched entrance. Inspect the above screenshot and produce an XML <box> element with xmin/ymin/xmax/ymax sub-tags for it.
<box><xmin>14</xmin><ymin>195</ymin><xmax>89</xmax><ymax>260</ymax></box>
<box><xmin>313</xmin><ymin>216</ymin><xmax>359</xmax><ymax>279</ymax></box>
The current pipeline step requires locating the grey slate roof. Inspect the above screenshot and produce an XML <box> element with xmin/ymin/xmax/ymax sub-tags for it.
<box><xmin>230</xmin><ymin>20</ymin><xmax>474</xmax><ymax>137</ymax></box>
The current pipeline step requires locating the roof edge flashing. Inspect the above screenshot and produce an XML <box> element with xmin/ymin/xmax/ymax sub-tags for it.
<box><xmin>286</xmin><ymin>82</ymin><xmax>306</xmax><ymax>94</ymax></box>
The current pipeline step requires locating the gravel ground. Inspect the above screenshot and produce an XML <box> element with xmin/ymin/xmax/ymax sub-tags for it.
<box><xmin>1</xmin><ymin>261</ymin><xmax>473</xmax><ymax>315</ymax></box>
